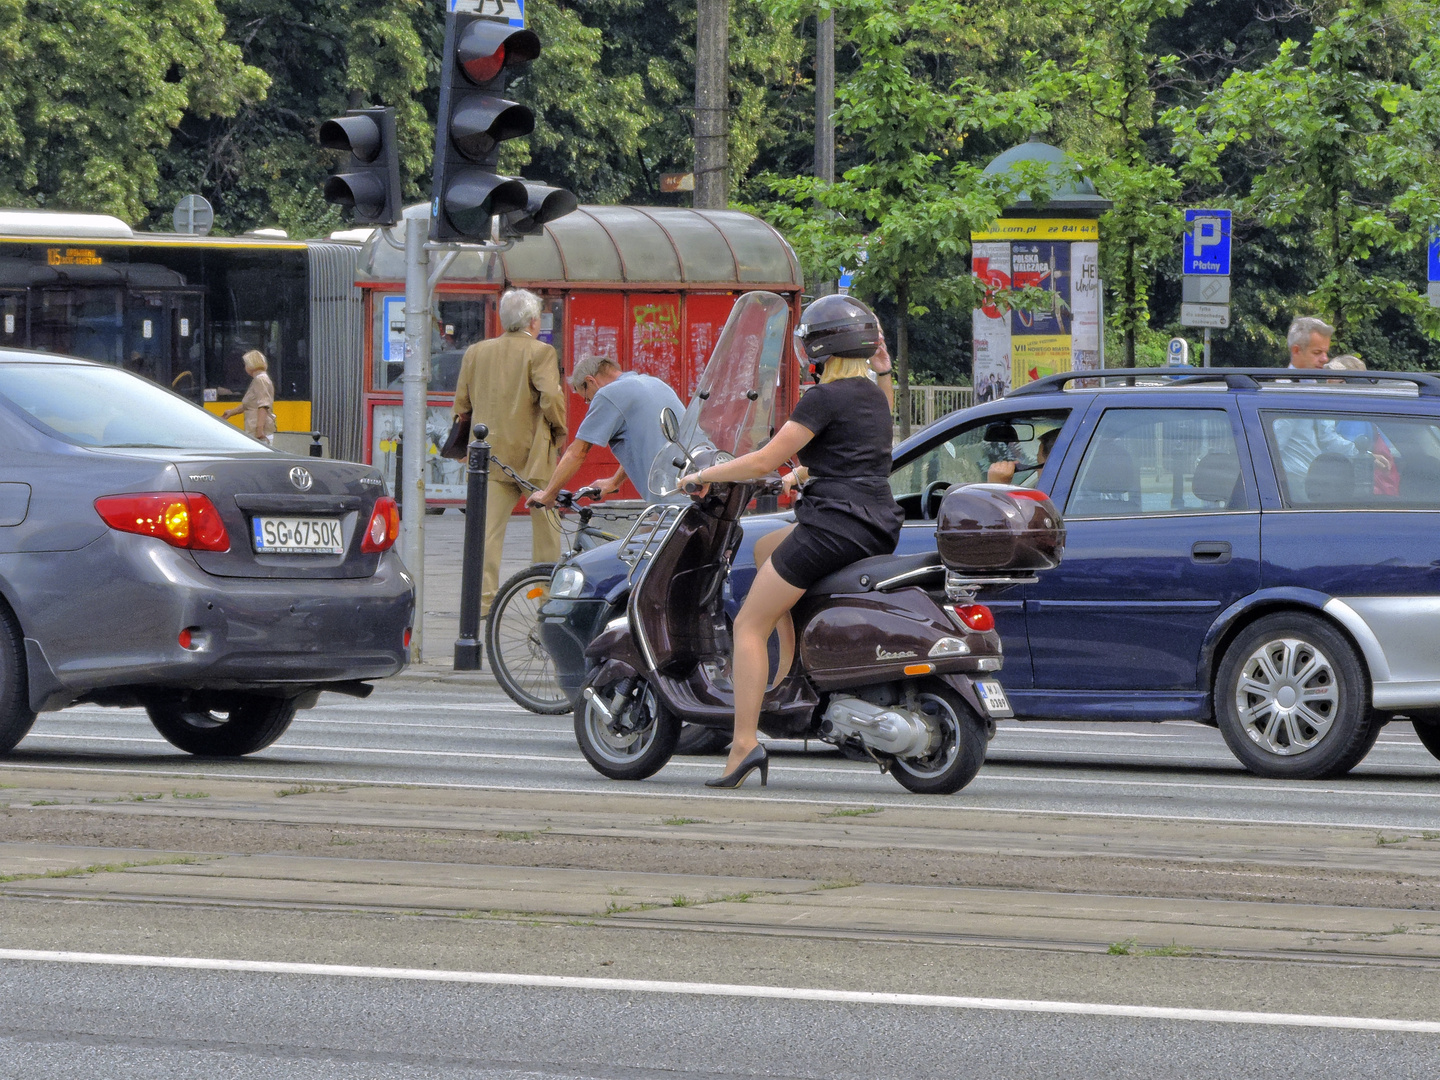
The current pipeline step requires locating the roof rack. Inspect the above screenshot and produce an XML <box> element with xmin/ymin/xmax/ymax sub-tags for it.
<box><xmin>1006</xmin><ymin>366</ymin><xmax>1440</xmax><ymax>399</ymax></box>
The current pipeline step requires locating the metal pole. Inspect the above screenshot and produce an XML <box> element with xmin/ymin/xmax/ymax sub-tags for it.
<box><xmin>695</xmin><ymin>0</ymin><xmax>730</xmax><ymax>209</ymax></box>
<box><xmin>1203</xmin><ymin>327</ymin><xmax>1212</xmax><ymax>367</ymax></box>
<box><xmin>454</xmin><ymin>424</ymin><xmax>490</xmax><ymax>671</ymax></box>
<box><xmin>401</xmin><ymin>215</ymin><xmax>432</xmax><ymax>663</ymax></box>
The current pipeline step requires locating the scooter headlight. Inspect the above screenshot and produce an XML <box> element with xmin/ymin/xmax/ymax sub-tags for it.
<box><xmin>550</xmin><ymin>565</ymin><xmax>586</xmax><ymax>598</ymax></box>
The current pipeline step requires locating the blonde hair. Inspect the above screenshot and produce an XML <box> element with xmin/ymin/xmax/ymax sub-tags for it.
<box><xmin>1326</xmin><ymin>354</ymin><xmax>1365</xmax><ymax>371</ymax></box>
<box><xmin>820</xmin><ymin>355</ymin><xmax>873</xmax><ymax>383</ymax></box>
<box><xmin>242</xmin><ymin>350</ymin><xmax>268</xmax><ymax>373</ymax></box>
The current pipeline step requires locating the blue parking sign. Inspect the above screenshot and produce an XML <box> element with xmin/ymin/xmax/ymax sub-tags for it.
<box><xmin>1429</xmin><ymin>225</ymin><xmax>1440</xmax><ymax>282</ymax></box>
<box><xmin>1183</xmin><ymin>209</ymin><xmax>1232</xmax><ymax>276</ymax></box>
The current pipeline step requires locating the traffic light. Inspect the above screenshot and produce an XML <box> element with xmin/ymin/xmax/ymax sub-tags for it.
<box><xmin>319</xmin><ymin>106</ymin><xmax>402</xmax><ymax>226</ymax></box>
<box><xmin>431</xmin><ymin>14</ymin><xmax>577</xmax><ymax>241</ymax></box>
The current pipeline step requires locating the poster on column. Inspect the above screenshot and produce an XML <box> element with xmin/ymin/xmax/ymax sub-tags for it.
<box><xmin>971</xmin><ymin>219</ymin><xmax>1099</xmax><ymax>392</ymax></box>
<box><xmin>971</xmin><ymin>242</ymin><xmax>1012</xmax><ymax>403</ymax></box>
<box><xmin>1070</xmin><ymin>241</ymin><xmax>1100</xmax><ymax>372</ymax></box>
<box><xmin>1010</xmin><ymin>241</ymin><xmax>1071</xmax><ymax>387</ymax></box>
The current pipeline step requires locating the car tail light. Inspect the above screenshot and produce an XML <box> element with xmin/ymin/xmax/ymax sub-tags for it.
<box><xmin>95</xmin><ymin>493</ymin><xmax>230</xmax><ymax>552</ymax></box>
<box><xmin>361</xmin><ymin>496</ymin><xmax>400</xmax><ymax>553</ymax></box>
<box><xmin>952</xmin><ymin>603</ymin><xmax>995</xmax><ymax>632</ymax></box>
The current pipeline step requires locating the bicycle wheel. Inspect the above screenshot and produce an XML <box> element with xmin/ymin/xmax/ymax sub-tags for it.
<box><xmin>486</xmin><ymin>563</ymin><xmax>572</xmax><ymax>715</ymax></box>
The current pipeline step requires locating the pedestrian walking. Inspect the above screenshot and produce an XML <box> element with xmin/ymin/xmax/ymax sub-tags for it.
<box><xmin>527</xmin><ymin>353</ymin><xmax>688</xmax><ymax>508</ymax></box>
<box><xmin>221</xmin><ymin>350</ymin><xmax>276</xmax><ymax>446</ymax></box>
<box><xmin>452</xmin><ymin>288</ymin><xmax>567</xmax><ymax>616</ymax></box>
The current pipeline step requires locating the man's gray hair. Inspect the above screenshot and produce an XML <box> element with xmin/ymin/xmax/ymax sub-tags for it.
<box><xmin>570</xmin><ymin>352</ymin><xmax>620</xmax><ymax>392</ymax></box>
<box><xmin>499</xmin><ymin>289</ymin><xmax>543</xmax><ymax>333</ymax></box>
<box><xmin>1287</xmin><ymin>316</ymin><xmax>1335</xmax><ymax>351</ymax></box>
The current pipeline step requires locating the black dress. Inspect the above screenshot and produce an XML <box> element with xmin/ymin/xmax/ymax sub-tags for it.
<box><xmin>767</xmin><ymin>376</ymin><xmax>904</xmax><ymax>590</ymax></box>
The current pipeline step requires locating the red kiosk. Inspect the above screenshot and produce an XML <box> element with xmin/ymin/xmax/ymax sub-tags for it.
<box><xmin>354</xmin><ymin>205</ymin><xmax>805</xmax><ymax>503</ymax></box>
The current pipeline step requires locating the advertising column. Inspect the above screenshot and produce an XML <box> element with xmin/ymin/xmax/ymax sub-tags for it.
<box><xmin>971</xmin><ymin>219</ymin><xmax>1101</xmax><ymax>393</ymax></box>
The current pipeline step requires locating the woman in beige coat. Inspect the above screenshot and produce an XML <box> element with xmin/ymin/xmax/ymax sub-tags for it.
<box><xmin>222</xmin><ymin>350</ymin><xmax>277</xmax><ymax>446</ymax></box>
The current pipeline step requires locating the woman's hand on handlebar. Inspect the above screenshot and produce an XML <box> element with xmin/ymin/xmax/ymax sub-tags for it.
<box><xmin>677</xmin><ymin>472</ymin><xmax>710</xmax><ymax>498</ymax></box>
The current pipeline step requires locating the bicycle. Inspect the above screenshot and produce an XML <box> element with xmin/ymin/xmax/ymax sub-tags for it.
<box><xmin>486</xmin><ymin>485</ymin><xmax>622</xmax><ymax>714</ymax></box>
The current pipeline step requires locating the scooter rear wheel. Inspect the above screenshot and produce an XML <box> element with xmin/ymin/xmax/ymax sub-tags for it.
<box><xmin>575</xmin><ymin>681</ymin><xmax>680</xmax><ymax>780</ymax></box>
<box><xmin>891</xmin><ymin>683</ymin><xmax>987</xmax><ymax>795</ymax></box>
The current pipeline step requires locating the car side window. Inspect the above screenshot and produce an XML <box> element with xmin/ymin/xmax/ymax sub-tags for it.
<box><xmin>889</xmin><ymin>411</ymin><xmax>1070</xmax><ymax>520</ymax></box>
<box><xmin>1066</xmin><ymin>408</ymin><xmax>1246</xmax><ymax>518</ymax></box>
<box><xmin>1263</xmin><ymin>410</ymin><xmax>1440</xmax><ymax>508</ymax></box>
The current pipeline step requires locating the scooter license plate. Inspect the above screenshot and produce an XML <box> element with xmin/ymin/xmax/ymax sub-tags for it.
<box><xmin>975</xmin><ymin>680</ymin><xmax>1013</xmax><ymax>718</ymax></box>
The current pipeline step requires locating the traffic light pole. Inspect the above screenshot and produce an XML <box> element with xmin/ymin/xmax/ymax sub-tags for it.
<box><xmin>400</xmin><ymin>218</ymin><xmax>432</xmax><ymax>664</ymax></box>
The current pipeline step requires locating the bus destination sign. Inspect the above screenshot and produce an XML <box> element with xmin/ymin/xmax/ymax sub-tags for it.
<box><xmin>46</xmin><ymin>247</ymin><xmax>103</xmax><ymax>266</ymax></box>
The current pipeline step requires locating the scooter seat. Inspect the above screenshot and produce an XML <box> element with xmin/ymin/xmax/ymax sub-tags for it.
<box><xmin>805</xmin><ymin>549</ymin><xmax>943</xmax><ymax>597</ymax></box>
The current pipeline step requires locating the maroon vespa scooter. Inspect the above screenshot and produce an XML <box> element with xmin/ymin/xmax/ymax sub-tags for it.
<box><xmin>573</xmin><ymin>292</ymin><xmax>1064</xmax><ymax>794</ymax></box>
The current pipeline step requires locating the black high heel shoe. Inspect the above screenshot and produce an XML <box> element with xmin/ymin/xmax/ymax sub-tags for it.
<box><xmin>705</xmin><ymin>744</ymin><xmax>768</xmax><ymax>788</ymax></box>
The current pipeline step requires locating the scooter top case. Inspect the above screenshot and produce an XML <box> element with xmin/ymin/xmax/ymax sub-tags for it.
<box><xmin>935</xmin><ymin>484</ymin><xmax>1065</xmax><ymax>574</ymax></box>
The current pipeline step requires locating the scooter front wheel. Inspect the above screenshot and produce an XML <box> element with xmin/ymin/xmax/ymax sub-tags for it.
<box><xmin>575</xmin><ymin>681</ymin><xmax>681</xmax><ymax>780</ymax></box>
<box><xmin>891</xmin><ymin>683</ymin><xmax>987</xmax><ymax>795</ymax></box>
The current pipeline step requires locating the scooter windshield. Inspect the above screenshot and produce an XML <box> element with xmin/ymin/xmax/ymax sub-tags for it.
<box><xmin>649</xmin><ymin>290</ymin><xmax>790</xmax><ymax>496</ymax></box>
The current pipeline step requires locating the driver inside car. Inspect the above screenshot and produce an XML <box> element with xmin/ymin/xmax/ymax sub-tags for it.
<box><xmin>987</xmin><ymin>427</ymin><xmax>1060</xmax><ymax>487</ymax></box>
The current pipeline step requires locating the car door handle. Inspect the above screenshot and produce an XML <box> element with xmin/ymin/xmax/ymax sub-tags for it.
<box><xmin>1192</xmin><ymin>541</ymin><xmax>1232</xmax><ymax>564</ymax></box>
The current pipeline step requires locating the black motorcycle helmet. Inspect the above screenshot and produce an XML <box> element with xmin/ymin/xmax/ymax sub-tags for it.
<box><xmin>792</xmin><ymin>294</ymin><xmax>881</xmax><ymax>380</ymax></box>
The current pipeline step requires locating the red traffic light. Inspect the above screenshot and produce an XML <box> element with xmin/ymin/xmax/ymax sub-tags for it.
<box><xmin>457</xmin><ymin>21</ymin><xmax>540</xmax><ymax>86</ymax></box>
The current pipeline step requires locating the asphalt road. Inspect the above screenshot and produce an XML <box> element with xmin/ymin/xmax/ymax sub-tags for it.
<box><xmin>4</xmin><ymin>956</ymin><xmax>1439</xmax><ymax>1080</ymax></box>
<box><xmin>9</xmin><ymin>678</ymin><xmax>1440</xmax><ymax>831</ymax></box>
<box><xmin>8</xmin><ymin>678</ymin><xmax>1440</xmax><ymax>1078</ymax></box>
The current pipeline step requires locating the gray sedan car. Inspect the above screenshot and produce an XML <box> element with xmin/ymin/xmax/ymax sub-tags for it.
<box><xmin>0</xmin><ymin>348</ymin><xmax>414</xmax><ymax>757</ymax></box>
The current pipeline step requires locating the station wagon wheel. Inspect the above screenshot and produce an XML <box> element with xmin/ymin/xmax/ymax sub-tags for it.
<box><xmin>145</xmin><ymin>691</ymin><xmax>298</xmax><ymax>757</ymax></box>
<box><xmin>0</xmin><ymin>605</ymin><xmax>38</xmax><ymax>754</ymax></box>
<box><xmin>1215</xmin><ymin>613</ymin><xmax>1376</xmax><ymax>780</ymax></box>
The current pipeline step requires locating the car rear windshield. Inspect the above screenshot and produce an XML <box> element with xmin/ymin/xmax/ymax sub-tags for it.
<box><xmin>0</xmin><ymin>362</ymin><xmax>263</xmax><ymax>451</ymax></box>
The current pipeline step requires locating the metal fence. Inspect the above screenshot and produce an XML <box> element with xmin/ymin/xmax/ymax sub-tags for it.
<box><xmin>896</xmin><ymin>384</ymin><xmax>974</xmax><ymax>433</ymax></box>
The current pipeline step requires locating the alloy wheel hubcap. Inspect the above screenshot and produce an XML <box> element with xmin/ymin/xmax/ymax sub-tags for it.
<box><xmin>1234</xmin><ymin>637</ymin><xmax>1338</xmax><ymax>756</ymax></box>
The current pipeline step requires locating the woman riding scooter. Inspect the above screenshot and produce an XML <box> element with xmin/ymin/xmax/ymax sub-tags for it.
<box><xmin>678</xmin><ymin>295</ymin><xmax>903</xmax><ymax>788</ymax></box>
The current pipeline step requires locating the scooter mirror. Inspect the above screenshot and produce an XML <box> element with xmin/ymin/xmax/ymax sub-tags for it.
<box><xmin>660</xmin><ymin>407</ymin><xmax>679</xmax><ymax>443</ymax></box>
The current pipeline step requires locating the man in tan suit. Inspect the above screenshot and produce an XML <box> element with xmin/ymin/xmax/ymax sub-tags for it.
<box><xmin>453</xmin><ymin>288</ymin><xmax>566</xmax><ymax>615</ymax></box>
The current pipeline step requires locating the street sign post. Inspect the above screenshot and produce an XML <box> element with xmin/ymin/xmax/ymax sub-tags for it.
<box><xmin>1184</xmin><ymin>209</ymin><xmax>1232</xmax><ymax>276</ymax></box>
<box><xmin>449</xmin><ymin>0</ymin><xmax>524</xmax><ymax>25</ymax></box>
<box><xmin>1429</xmin><ymin>226</ymin><xmax>1440</xmax><ymax>308</ymax></box>
<box><xmin>172</xmin><ymin>194</ymin><xmax>214</xmax><ymax>236</ymax></box>
<box><xmin>1179</xmin><ymin>303</ymin><xmax>1231</xmax><ymax>329</ymax></box>
<box><xmin>1182</xmin><ymin>276</ymin><xmax>1231</xmax><ymax>305</ymax></box>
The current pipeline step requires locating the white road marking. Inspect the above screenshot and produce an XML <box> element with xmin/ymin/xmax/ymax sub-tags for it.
<box><xmin>4</xmin><ymin>761</ymin><xmax>1440</xmax><ymax>833</ymax></box>
<box><xmin>1</xmin><ymin>949</ymin><xmax>1436</xmax><ymax>1034</ymax></box>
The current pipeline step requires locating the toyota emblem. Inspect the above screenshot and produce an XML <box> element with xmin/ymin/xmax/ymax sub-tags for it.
<box><xmin>289</xmin><ymin>466</ymin><xmax>313</xmax><ymax>491</ymax></box>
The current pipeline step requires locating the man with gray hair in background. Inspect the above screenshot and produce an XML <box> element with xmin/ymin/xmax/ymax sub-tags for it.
<box><xmin>528</xmin><ymin>352</ymin><xmax>687</xmax><ymax>508</ymax></box>
<box><xmin>1286</xmin><ymin>315</ymin><xmax>1334</xmax><ymax>369</ymax></box>
<box><xmin>452</xmin><ymin>288</ymin><xmax>566</xmax><ymax>615</ymax></box>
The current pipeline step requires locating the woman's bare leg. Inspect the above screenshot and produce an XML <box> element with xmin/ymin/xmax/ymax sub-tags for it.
<box><xmin>750</xmin><ymin>525</ymin><xmax>796</xmax><ymax>689</ymax></box>
<box><xmin>724</xmin><ymin>558</ymin><xmax>804</xmax><ymax>775</ymax></box>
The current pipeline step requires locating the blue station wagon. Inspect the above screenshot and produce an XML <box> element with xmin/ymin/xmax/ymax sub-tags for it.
<box><xmin>545</xmin><ymin>367</ymin><xmax>1440</xmax><ymax>780</ymax></box>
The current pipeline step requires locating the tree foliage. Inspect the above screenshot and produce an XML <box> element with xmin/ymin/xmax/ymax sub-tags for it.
<box><xmin>0</xmin><ymin>0</ymin><xmax>268</xmax><ymax>222</ymax></box>
<box><xmin>1166</xmin><ymin>0</ymin><xmax>1440</xmax><ymax>362</ymax></box>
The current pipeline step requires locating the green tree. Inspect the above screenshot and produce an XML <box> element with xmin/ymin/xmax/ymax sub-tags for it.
<box><xmin>1031</xmin><ymin>0</ymin><xmax>1188</xmax><ymax>366</ymax></box>
<box><xmin>758</xmin><ymin>0</ymin><xmax>1045</xmax><ymax>433</ymax></box>
<box><xmin>1166</xmin><ymin>0</ymin><xmax>1440</xmax><ymax>362</ymax></box>
<box><xmin>0</xmin><ymin>0</ymin><xmax>268</xmax><ymax>223</ymax></box>
<box><xmin>153</xmin><ymin>0</ymin><xmax>432</xmax><ymax>236</ymax></box>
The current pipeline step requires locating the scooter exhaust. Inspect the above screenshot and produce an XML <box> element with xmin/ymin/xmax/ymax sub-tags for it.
<box><xmin>820</xmin><ymin>695</ymin><xmax>937</xmax><ymax>759</ymax></box>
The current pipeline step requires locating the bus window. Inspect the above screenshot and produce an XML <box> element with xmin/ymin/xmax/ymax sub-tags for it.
<box><xmin>1</xmin><ymin>292</ymin><xmax>23</xmax><ymax>344</ymax></box>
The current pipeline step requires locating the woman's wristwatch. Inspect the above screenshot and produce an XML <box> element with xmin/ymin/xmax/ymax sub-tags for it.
<box><xmin>872</xmin><ymin>365</ymin><xmax>893</xmax><ymax>376</ymax></box>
